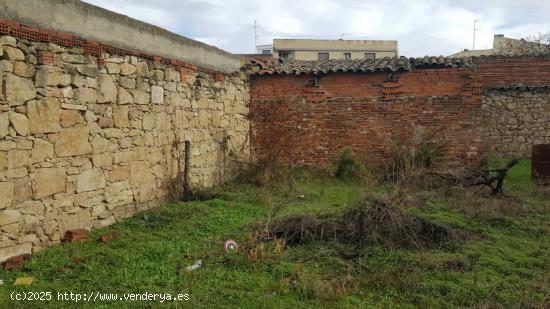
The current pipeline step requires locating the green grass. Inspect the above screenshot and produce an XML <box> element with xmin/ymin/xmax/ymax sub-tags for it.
<box><xmin>0</xmin><ymin>160</ymin><xmax>548</xmax><ymax>308</ymax></box>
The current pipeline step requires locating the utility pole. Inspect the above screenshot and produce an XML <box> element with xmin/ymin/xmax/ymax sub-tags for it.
<box><xmin>473</xmin><ymin>19</ymin><xmax>480</xmax><ymax>50</ymax></box>
<box><xmin>254</xmin><ymin>20</ymin><xmax>258</xmax><ymax>53</ymax></box>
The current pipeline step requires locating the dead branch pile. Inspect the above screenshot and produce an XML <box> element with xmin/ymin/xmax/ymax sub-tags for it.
<box><xmin>427</xmin><ymin>159</ymin><xmax>519</xmax><ymax>195</ymax></box>
<box><xmin>259</xmin><ymin>199</ymin><xmax>461</xmax><ymax>249</ymax></box>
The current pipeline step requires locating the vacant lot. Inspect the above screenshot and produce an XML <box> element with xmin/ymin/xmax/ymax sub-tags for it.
<box><xmin>1</xmin><ymin>159</ymin><xmax>548</xmax><ymax>308</ymax></box>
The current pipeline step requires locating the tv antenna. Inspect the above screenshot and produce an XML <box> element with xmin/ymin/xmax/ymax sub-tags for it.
<box><xmin>254</xmin><ymin>20</ymin><xmax>258</xmax><ymax>53</ymax></box>
<box><xmin>473</xmin><ymin>19</ymin><xmax>480</xmax><ymax>50</ymax></box>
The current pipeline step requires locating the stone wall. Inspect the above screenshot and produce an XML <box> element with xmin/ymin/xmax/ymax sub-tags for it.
<box><xmin>0</xmin><ymin>34</ymin><xmax>249</xmax><ymax>262</ymax></box>
<box><xmin>474</xmin><ymin>57</ymin><xmax>550</xmax><ymax>156</ymax></box>
<box><xmin>482</xmin><ymin>87</ymin><xmax>550</xmax><ymax>156</ymax></box>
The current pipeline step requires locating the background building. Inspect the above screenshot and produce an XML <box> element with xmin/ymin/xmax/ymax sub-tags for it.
<box><xmin>255</xmin><ymin>44</ymin><xmax>273</xmax><ymax>55</ymax></box>
<box><xmin>450</xmin><ymin>34</ymin><xmax>549</xmax><ymax>57</ymax></box>
<box><xmin>269</xmin><ymin>39</ymin><xmax>399</xmax><ymax>60</ymax></box>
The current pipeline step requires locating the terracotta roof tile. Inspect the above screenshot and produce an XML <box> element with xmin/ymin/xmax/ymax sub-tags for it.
<box><xmin>244</xmin><ymin>56</ymin><xmax>471</xmax><ymax>75</ymax></box>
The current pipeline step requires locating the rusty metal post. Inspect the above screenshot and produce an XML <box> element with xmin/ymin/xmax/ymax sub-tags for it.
<box><xmin>183</xmin><ymin>141</ymin><xmax>191</xmax><ymax>194</ymax></box>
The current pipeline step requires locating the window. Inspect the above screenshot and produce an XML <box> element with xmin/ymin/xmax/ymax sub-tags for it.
<box><xmin>344</xmin><ymin>52</ymin><xmax>351</xmax><ymax>59</ymax></box>
<box><xmin>318</xmin><ymin>52</ymin><xmax>329</xmax><ymax>60</ymax></box>
<box><xmin>261</xmin><ymin>49</ymin><xmax>272</xmax><ymax>55</ymax></box>
<box><xmin>364</xmin><ymin>53</ymin><xmax>376</xmax><ymax>60</ymax></box>
<box><xmin>279</xmin><ymin>51</ymin><xmax>292</xmax><ymax>60</ymax></box>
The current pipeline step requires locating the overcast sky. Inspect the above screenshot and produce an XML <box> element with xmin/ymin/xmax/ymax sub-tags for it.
<box><xmin>83</xmin><ymin>0</ymin><xmax>550</xmax><ymax>57</ymax></box>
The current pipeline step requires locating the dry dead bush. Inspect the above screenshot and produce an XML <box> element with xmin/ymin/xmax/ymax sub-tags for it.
<box><xmin>384</xmin><ymin>184</ymin><xmax>430</xmax><ymax>209</ymax></box>
<box><xmin>342</xmin><ymin>198</ymin><xmax>460</xmax><ymax>248</ymax></box>
<box><xmin>163</xmin><ymin>168</ymin><xmax>218</xmax><ymax>202</ymax></box>
<box><xmin>247</xmin><ymin>97</ymin><xmax>296</xmax><ymax>188</ymax></box>
<box><xmin>284</xmin><ymin>267</ymin><xmax>359</xmax><ymax>301</ymax></box>
<box><xmin>422</xmin><ymin>159</ymin><xmax>521</xmax><ymax>197</ymax></box>
<box><xmin>243</xmin><ymin>224</ymin><xmax>286</xmax><ymax>262</ymax></box>
<box><xmin>333</xmin><ymin>148</ymin><xmax>374</xmax><ymax>185</ymax></box>
<box><xmin>163</xmin><ymin>171</ymin><xmax>188</xmax><ymax>202</ymax></box>
<box><xmin>424</xmin><ymin>178</ymin><xmax>535</xmax><ymax>224</ymax></box>
<box><xmin>377</xmin><ymin>140</ymin><xmax>445</xmax><ymax>187</ymax></box>
<box><xmin>536</xmin><ymin>185</ymin><xmax>550</xmax><ymax>198</ymax></box>
<box><xmin>238</xmin><ymin>156</ymin><xmax>292</xmax><ymax>187</ymax></box>
<box><xmin>256</xmin><ymin>197</ymin><xmax>462</xmax><ymax>249</ymax></box>
<box><xmin>451</xmin><ymin>187</ymin><xmax>532</xmax><ymax>221</ymax></box>
<box><xmin>163</xmin><ymin>137</ymin><xmax>187</xmax><ymax>202</ymax></box>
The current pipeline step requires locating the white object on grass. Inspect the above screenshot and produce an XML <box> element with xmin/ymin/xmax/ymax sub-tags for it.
<box><xmin>186</xmin><ymin>260</ymin><xmax>203</xmax><ymax>272</ymax></box>
<box><xmin>224</xmin><ymin>239</ymin><xmax>239</xmax><ymax>252</ymax></box>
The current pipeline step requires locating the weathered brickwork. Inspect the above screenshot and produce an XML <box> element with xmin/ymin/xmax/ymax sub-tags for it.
<box><xmin>474</xmin><ymin>57</ymin><xmax>550</xmax><ymax>88</ymax></box>
<box><xmin>250</xmin><ymin>56</ymin><xmax>550</xmax><ymax>166</ymax></box>
<box><xmin>482</xmin><ymin>87</ymin><xmax>550</xmax><ymax>156</ymax></box>
<box><xmin>0</xmin><ymin>34</ymin><xmax>249</xmax><ymax>262</ymax></box>
<box><xmin>250</xmin><ymin>68</ymin><xmax>483</xmax><ymax>166</ymax></box>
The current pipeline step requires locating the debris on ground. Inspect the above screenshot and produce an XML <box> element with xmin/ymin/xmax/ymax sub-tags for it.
<box><xmin>186</xmin><ymin>260</ymin><xmax>203</xmax><ymax>272</ymax></box>
<box><xmin>63</xmin><ymin>229</ymin><xmax>89</xmax><ymax>243</ymax></box>
<box><xmin>224</xmin><ymin>240</ymin><xmax>239</xmax><ymax>252</ymax></box>
<box><xmin>1</xmin><ymin>254</ymin><xmax>32</xmax><ymax>270</ymax></box>
<box><xmin>257</xmin><ymin>198</ymin><xmax>462</xmax><ymax>249</ymax></box>
<box><xmin>183</xmin><ymin>191</ymin><xmax>219</xmax><ymax>202</ymax></box>
<box><xmin>14</xmin><ymin>277</ymin><xmax>33</xmax><ymax>286</ymax></box>
<box><xmin>98</xmin><ymin>231</ymin><xmax>118</xmax><ymax>243</ymax></box>
<box><xmin>57</xmin><ymin>257</ymin><xmax>86</xmax><ymax>273</ymax></box>
<box><xmin>427</xmin><ymin>159</ymin><xmax>519</xmax><ymax>195</ymax></box>
<box><xmin>72</xmin><ymin>257</ymin><xmax>86</xmax><ymax>265</ymax></box>
<box><xmin>57</xmin><ymin>267</ymin><xmax>70</xmax><ymax>273</ymax></box>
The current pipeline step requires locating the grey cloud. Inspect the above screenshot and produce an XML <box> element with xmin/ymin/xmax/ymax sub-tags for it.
<box><xmin>83</xmin><ymin>0</ymin><xmax>550</xmax><ymax>56</ymax></box>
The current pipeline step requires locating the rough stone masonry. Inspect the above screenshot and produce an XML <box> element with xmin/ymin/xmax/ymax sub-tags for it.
<box><xmin>482</xmin><ymin>87</ymin><xmax>550</xmax><ymax>156</ymax></box>
<box><xmin>0</xmin><ymin>34</ymin><xmax>250</xmax><ymax>262</ymax></box>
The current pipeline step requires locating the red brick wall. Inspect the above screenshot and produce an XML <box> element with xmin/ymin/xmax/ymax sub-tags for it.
<box><xmin>474</xmin><ymin>57</ymin><xmax>550</xmax><ymax>87</ymax></box>
<box><xmin>250</xmin><ymin>67</ymin><xmax>483</xmax><ymax>166</ymax></box>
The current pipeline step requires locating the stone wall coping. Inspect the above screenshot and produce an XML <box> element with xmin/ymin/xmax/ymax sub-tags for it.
<box><xmin>0</xmin><ymin>0</ymin><xmax>242</xmax><ymax>73</ymax></box>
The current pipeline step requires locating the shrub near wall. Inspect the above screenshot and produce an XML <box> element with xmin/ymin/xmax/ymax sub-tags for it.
<box><xmin>0</xmin><ymin>35</ymin><xmax>249</xmax><ymax>262</ymax></box>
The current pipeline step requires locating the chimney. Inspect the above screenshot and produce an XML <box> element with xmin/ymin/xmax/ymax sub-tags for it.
<box><xmin>493</xmin><ymin>34</ymin><xmax>506</xmax><ymax>50</ymax></box>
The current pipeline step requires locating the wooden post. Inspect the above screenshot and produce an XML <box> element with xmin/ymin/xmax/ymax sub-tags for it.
<box><xmin>184</xmin><ymin>141</ymin><xmax>191</xmax><ymax>195</ymax></box>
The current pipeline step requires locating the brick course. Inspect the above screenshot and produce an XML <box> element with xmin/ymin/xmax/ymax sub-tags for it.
<box><xmin>474</xmin><ymin>57</ymin><xmax>550</xmax><ymax>87</ymax></box>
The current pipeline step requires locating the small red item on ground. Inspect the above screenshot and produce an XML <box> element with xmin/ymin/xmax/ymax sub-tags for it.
<box><xmin>64</xmin><ymin>229</ymin><xmax>89</xmax><ymax>243</ymax></box>
<box><xmin>1</xmin><ymin>254</ymin><xmax>32</xmax><ymax>270</ymax></box>
<box><xmin>98</xmin><ymin>231</ymin><xmax>118</xmax><ymax>243</ymax></box>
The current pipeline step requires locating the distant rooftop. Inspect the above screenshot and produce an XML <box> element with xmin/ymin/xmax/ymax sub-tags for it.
<box><xmin>449</xmin><ymin>34</ymin><xmax>549</xmax><ymax>58</ymax></box>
